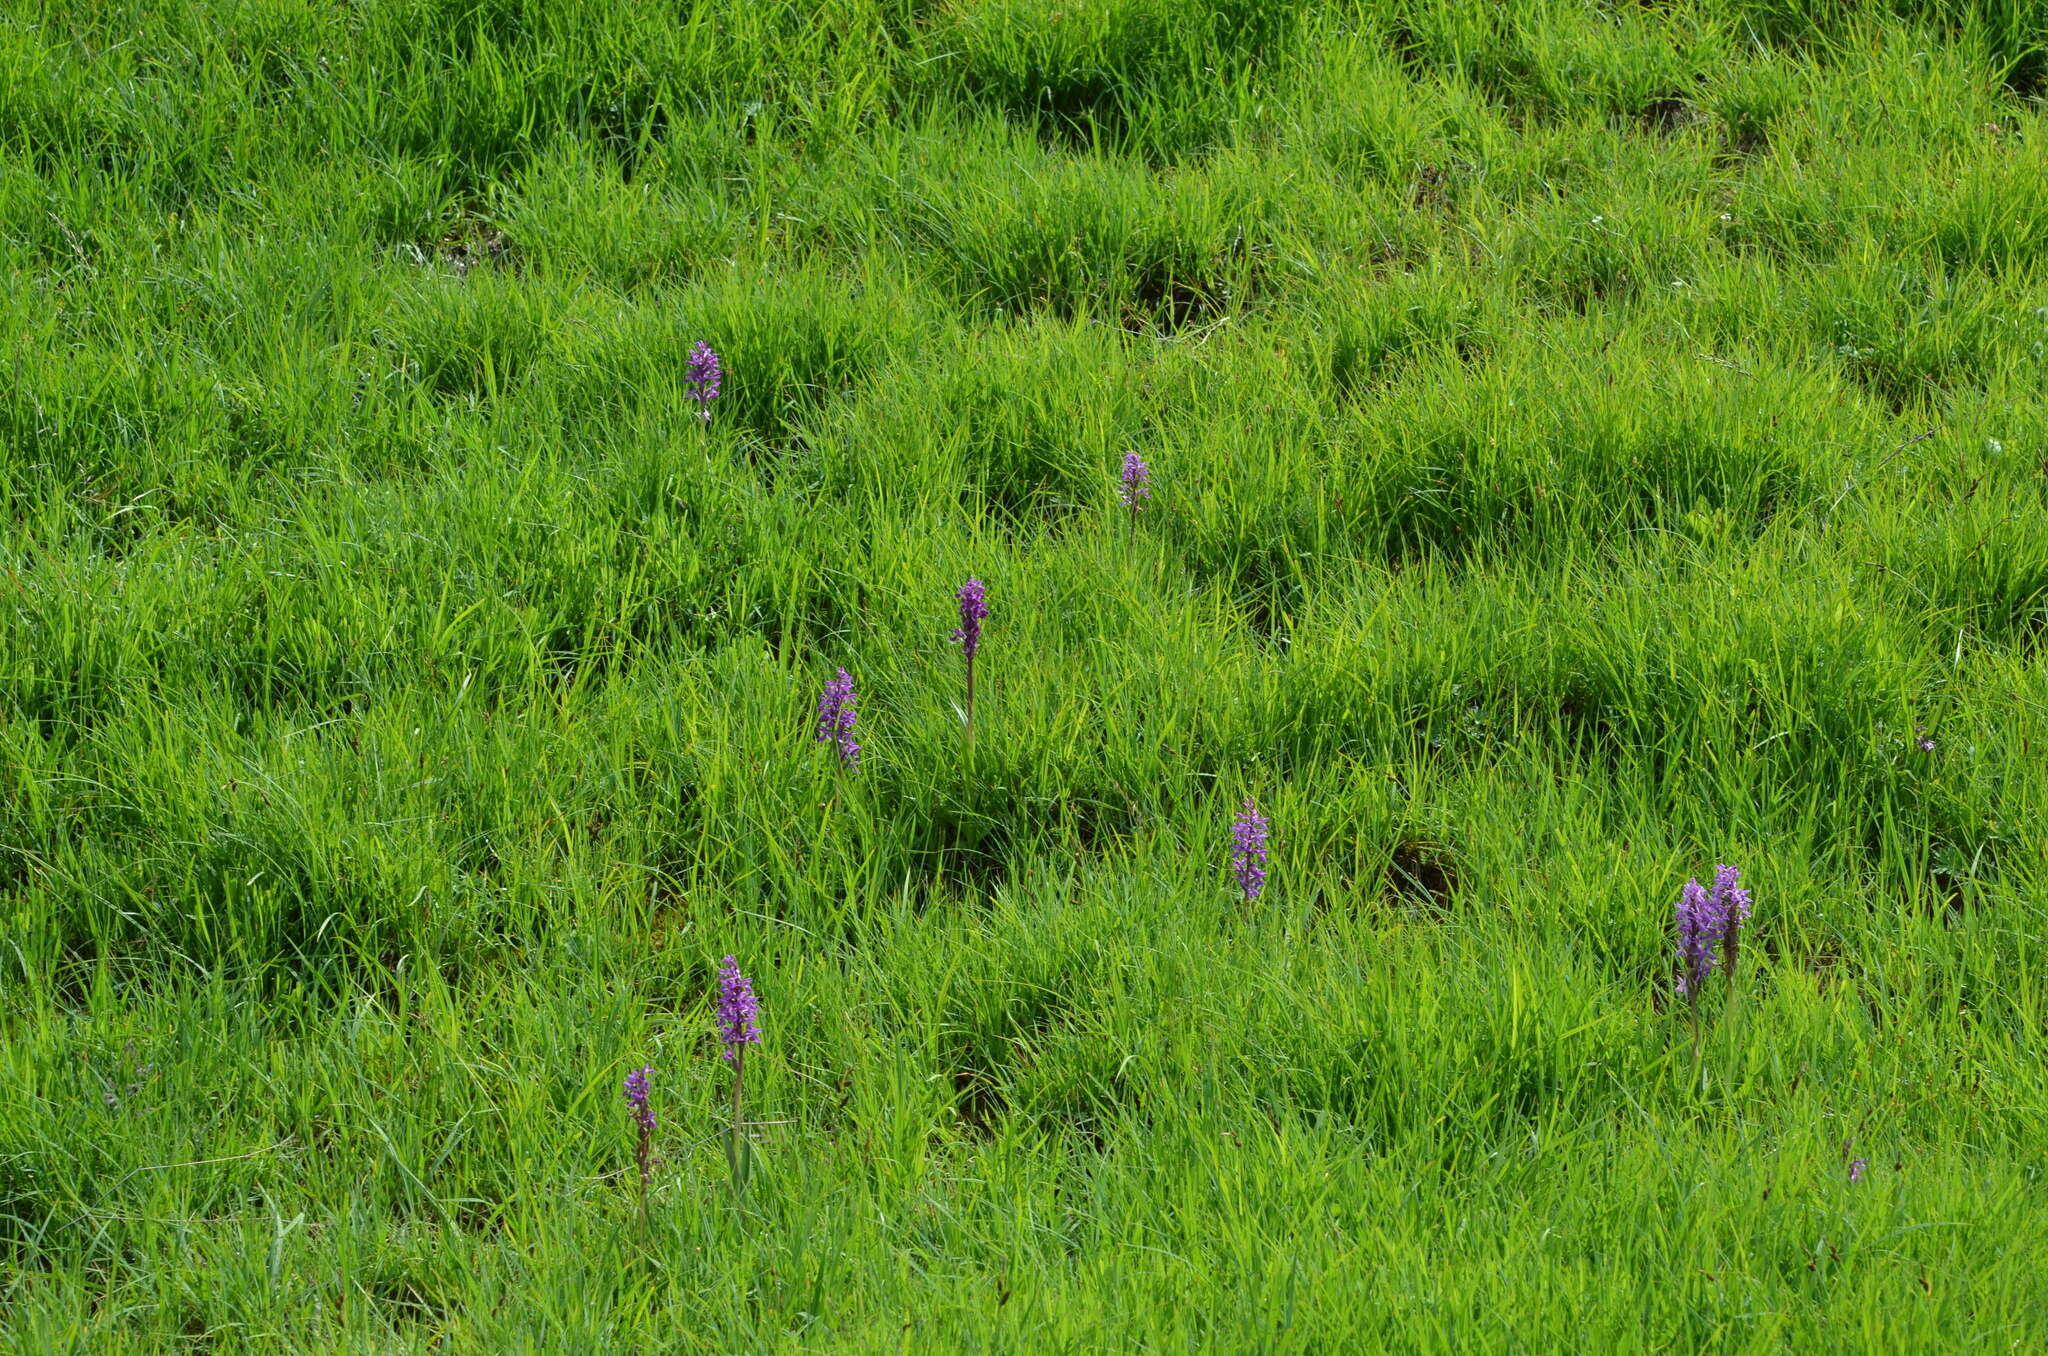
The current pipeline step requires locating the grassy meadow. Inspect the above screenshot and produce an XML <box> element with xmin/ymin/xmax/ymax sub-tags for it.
<box><xmin>4</xmin><ymin>0</ymin><xmax>2048</xmax><ymax>1348</ymax></box>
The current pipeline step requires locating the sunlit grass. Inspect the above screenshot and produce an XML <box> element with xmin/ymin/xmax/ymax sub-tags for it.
<box><xmin>3</xmin><ymin>0</ymin><xmax>2047</xmax><ymax>1349</ymax></box>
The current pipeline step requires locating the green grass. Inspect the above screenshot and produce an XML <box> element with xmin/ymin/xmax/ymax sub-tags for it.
<box><xmin>3</xmin><ymin>0</ymin><xmax>2048</xmax><ymax>1348</ymax></box>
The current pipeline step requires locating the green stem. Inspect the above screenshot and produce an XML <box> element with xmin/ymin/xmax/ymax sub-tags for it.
<box><xmin>964</xmin><ymin>657</ymin><xmax>977</xmax><ymax>760</ymax></box>
<box><xmin>1687</xmin><ymin>997</ymin><xmax>1702</xmax><ymax>1092</ymax></box>
<box><xmin>728</xmin><ymin>1047</ymin><xmax>747</xmax><ymax>1194</ymax></box>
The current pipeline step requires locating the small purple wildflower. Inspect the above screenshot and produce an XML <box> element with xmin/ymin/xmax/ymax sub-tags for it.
<box><xmin>1674</xmin><ymin>877</ymin><xmax>1717</xmax><ymax>997</ymax></box>
<box><xmin>623</xmin><ymin>1064</ymin><xmax>656</xmax><ymax>1191</ymax></box>
<box><xmin>685</xmin><ymin>341</ymin><xmax>722</xmax><ymax>422</ymax></box>
<box><xmin>623</xmin><ymin>1065</ymin><xmax>656</xmax><ymax>1132</ymax></box>
<box><xmin>715</xmin><ymin>957</ymin><xmax>762</xmax><ymax>1190</ymax></box>
<box><xmin>716</xmin><ymin>956</ymin><xmax>761</xmax><ymax>1062</ymax></box>
<box><xmin>816</xmin><ymin>668</ymin><xmax>859</xmax><ymax>770</ymax></box>
<box><xmin>1674</xmin><ymin>863</ymin><xmax>1753</xmax><ymax>997</ymax></box>
<box><xmin>1120</xmin><ymin>451</ymin><xmax>1151</xmax><ymax>510</ymax></box>
<box><xmin>1230</xmin><ymin>797</ymin><xmax>1271</xmax><ymax>901</ymax></box>
<box><xmin>1711</xmin><ymin>863</ymin><xmax>1752</xmax><ymax>976</ymax></box>
<box><xmin>951</xmin><ymin>578</ymin><xmax>990</xmax><ymax>750</ymax></box>
<box><xmin>1848</xmin><ymin>1157</ymin><xmax>1868</xmax><ymax>1185</ymax></box>
<box><xmin>1915</xmin><ymin>726</ymin><xmax>1936</xmax><ymax>754</ymax></box>
<box><xmin>952</xmin><ymin>578</ymin><xmax>988</xmax><ymax>661</ymax></box>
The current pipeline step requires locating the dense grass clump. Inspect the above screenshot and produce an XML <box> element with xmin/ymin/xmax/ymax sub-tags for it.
<box><xmin>3</xmin><ymin>0</ymin><xmax>2048</xmax><ymax>1349</ymax></box>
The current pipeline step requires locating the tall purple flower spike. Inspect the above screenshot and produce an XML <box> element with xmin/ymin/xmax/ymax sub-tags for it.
<box><xmin>716</xmin><ymin>956</ymin><xmax>761</xmax><ymax>1063</ymax></box>
<box><xmin>624</xmin><ymin>1064</ymin><xmax>657</xmax><ymax>1190</ymax></box>
<box><xmin>1674</xmin><ymin>863</ymin><xmax>1752</xmax><ymax>997</ymax></box>
<box><xmin>952</xmin><ymin>578</ymin><xmax>987</xmax><ymax>660</ymax></box>
<box><xmin>1120</xmin><ymin>451</ymin><xmax>1151</xmax><ymax>510</ymax></box>
<box><xmin>1674</xmin><ymin>878</ymin><xmax>1716</xmax><ymax>997</ymax></box>
<box><xmin>1231</xmin><ymin>798</ymin><xmax>1270</xmax><ymax>901</ymax></box>
<box><xmin>816</xmin><ymin>668</ymin><xmax>859</xmax><ymax>770</ymax></box>
<box><xmin>623</xmin><ymin>1065</ymin><xmax>656</xmax><ymax>1132</ymax></box>
<box><xmin>685</xmin><ymin>341</ymin><xmax>722</xmax><ymax>422</ymax></box>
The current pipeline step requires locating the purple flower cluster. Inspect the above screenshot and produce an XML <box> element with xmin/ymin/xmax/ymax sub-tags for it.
<box><xmin>1848</xmin><ymin>1157</ymin><xmax>1868</xmax><ymax>1185</ymax></box>
<box><xmin>623</xmin><ymin>1063</ymin><xmax>657</xmax><ymax>1191</ymax></box>
<box><xmin>1674</xmin><ymin>863</ymin><xmax>1753</xmax><ymax>997</ymax></box>
<box><xmin>816</xmin><ymin>668</ymin><xmax>859</xmax><ymax>769</ymax></box>
<box><xmin>622</xmin><ymin>1065</ymin><xmax>656</xmax><ymax>1132</ymax></box>
<box><xmin>717</xmin><ymin>955</ymin><xmax>761</xmax><ymax>1062</ymax></box>
<box><xmin>952</xmin><ymin>578</ymin><xmax>988</xmax><ymax>660</ymax></box>
<box><xmin>1674</xmin><ymin>879</ymin><xmax>1716</xmax><ymax>997</ymax></box>
<box><xmin>686</xmin><ymin>341</ymin><xmax>722</xmax><ymax>422</ymax></box>
<box><xmin>1230</xmin><ymin>798</ymin><xmax>1271</xmax><ymax>901</ymax></box>
<box><xmin>1120</xmin><ymin>451</ymin><xmax>1150</xmax><ymax>510</ymax></box>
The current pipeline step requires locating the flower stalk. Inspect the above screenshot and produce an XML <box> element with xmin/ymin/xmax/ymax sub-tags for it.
<box><xmin>951</xmin><ymin>579</ymin><xmax>988</xmax><ymax>756</ymax></box>
<box><xmin>816</xmin><ymin>668</ymin><xmax>859</xmax><ymax>771</ymax></box>
<box><xmin>1672</xmin><ymin>863</ymin><xmax>1754</xmax><ymax>1072</ymax></box>
<box><xmin>1230</xmin><ymin>798</ymin><xmax>1270</xmax><ymax>902</ymax></box>
<box><xmin>686</xmin><ymin>341</ymin><xmax>722</xmax><ymax>423</ymax></box>
<box><xmin>716</xmin><ymin>955</ymin><xmax>761</xmax><ymax>1191</ymax></box>
<box><xmin>1119</xmin><ymin>451</ymin><xmax>1150</xmax><ymax>517</ymax></box>
<box><xmin>622</xmin><ymin>1064</ymin><xmax>656</xmax><ymax>1237</ymax></box>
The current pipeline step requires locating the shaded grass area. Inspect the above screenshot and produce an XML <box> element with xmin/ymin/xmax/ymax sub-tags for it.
<box><xmin>3</xmin><ymin>0</ymin><xmax>2048</xmax><ymax>1348</ymax></box>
